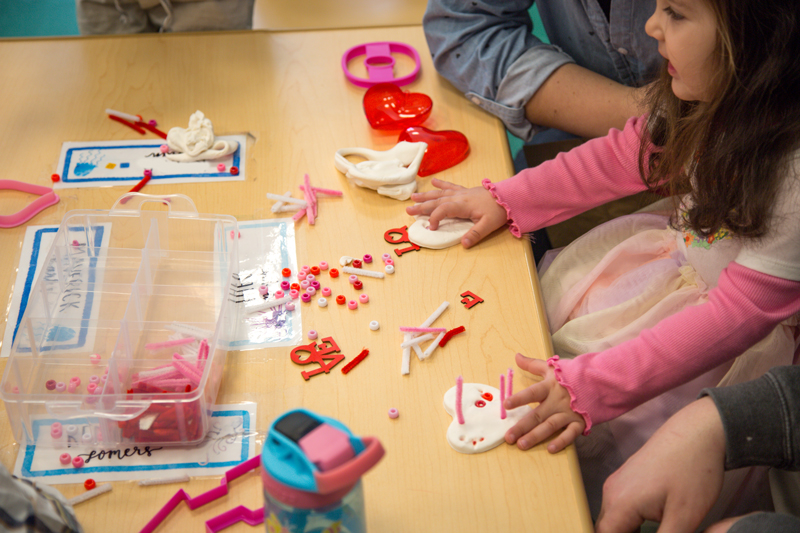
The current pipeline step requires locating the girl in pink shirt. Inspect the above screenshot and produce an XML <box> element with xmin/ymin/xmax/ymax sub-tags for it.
<box><xmin>409</xmin><ymin>0</ymin><xmax>800</xmax><ymax>521</ymax></box>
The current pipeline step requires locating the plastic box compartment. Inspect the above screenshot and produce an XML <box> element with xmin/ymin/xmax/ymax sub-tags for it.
<box><xmin>0</xmin><ymin>194</ymin><xmax>238</xmax><ymax>448</ymax></box>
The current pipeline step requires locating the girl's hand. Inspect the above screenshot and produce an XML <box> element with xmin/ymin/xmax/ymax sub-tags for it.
<box><xmin>504</xmin><ymin>353</ymin><xmax>586</xmax><ymax>453</ymax></box>
<box><xmin>406</xmin><ymin>178</ymin><xmax>508</xmax><ymax>248</ymax></box>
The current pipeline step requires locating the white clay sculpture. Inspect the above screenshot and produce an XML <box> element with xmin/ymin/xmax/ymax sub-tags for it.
<box><xmin>408</xmin><ymin>215</ymin><xmax>475</xmax><ymax>250</ymax></box>
<box><xmin>334</xmin><ymin>141</ymin><xmax>427</xmax><ymax>201</ymax></box>
<box><xmin>166</xmin><ymin>110</ymin><xmax>238</xmax><ymax>162</ymax></box>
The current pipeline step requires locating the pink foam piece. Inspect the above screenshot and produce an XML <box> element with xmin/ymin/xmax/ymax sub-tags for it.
<box><xmin>139</xmin><ymin>456</ymin><xmax>261</xmax><ymax>533</ymax></box>
<box><xmin>205</xmin><ymin>505</ymin><xmax>264</xmax><ymax>533</ymax></box>
<box><xmin>298</xmin><ymin>424</ymin><xmax>355</xmax><ymax>473</ymax></box>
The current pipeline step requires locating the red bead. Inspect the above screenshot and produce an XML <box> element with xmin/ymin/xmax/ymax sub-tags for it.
<box><xmin>230</xmin><ymin>166</ymin><xmax>239</xmax><ymax>175</ymax></box>
<box><xmin>51</xmin><ymin>174</ymin><xmax>60</xmax><ymax>183</ymax></box>
<box><xmin>291</xmin><ymin>283</ymin><xmax>300</xmax><ymax>291</ymax></box>
<box><xmin>336</xmin><ymin>295</ymin><xmax>346</xmax><ymax>305</ymax></box>
<box><xmin>84</xmin><ymin>478</ymin><xmax>96</xmax><ymax>490</ymax></box>
<box><xmin>353</xmin><ymin>280</ymin><xmax>363</xmax><ymax>290</ymax></box>
<box><xmin>329</xmin><ymin>269</ymin><xmax>339</xmax><ymax>278</ymax></box>
<box><xmin>310</xmin><ymin>266</ymin><xmax>321</xmax><ymax>275</ymax></box>
<box><xmin>282</xmin><ymin>268</ymin><xmax>291</xmax><ymax>278</ymax></box>
<box><xmin>352</xmin><ymin>259</ymin><xmax>362</xmax><ymax>268</ymax></box>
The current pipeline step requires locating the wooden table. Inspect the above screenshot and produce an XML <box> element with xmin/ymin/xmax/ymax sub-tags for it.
<box><xmin>0</xmin><ymin>27</ymin><xmax>592</xmax><ymax>532</ymax></box>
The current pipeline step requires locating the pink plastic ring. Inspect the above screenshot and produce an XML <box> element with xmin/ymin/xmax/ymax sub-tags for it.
<box><xmin>359</xmin><ymin>293</ymin><xmax>369</xmax><ymax>303</ymax></box>
<box><xmin>388</xmin><ymin>408</ymin><xmax>399</xmax><ymax>419</ymax></box>
<box><xmin>363</xmin><ymin>254</ymin><xmax>373</xmax><ymax>263</ymax></box>
<box><xmin>319</xmin><ymin>261</ymin><xmax>329</xmax><ymax>271</ymax></box>
<box><xmin>89</xmin><ymin>375</ymin><xmax>99</xmax><ymax>383</ymax></box>
<box><xmin>90</xmin><ymin>354</ymin><xmax>101</xmax><ymax>364</ymax></box>
<box><xmin>321</xmin><ymin>287</ymin><xmax>332</xmax><ymax>296</ymax></box>
<box><xmin>68</xmin><ymin>382</ymin><xmax>78</xmax><ymax>393</ymax></box>
<box><xmin>301</xmin><ymin>292</ymin><xmax>311</xmax><ymax>303</ymax></box>
<box><xmin>308</xmin><ymin>330</ymin><xmax>318</xmax><ymax>340</ymax></box>
<box><xmin>217</xmin><ymin>163</ymin><xmax>226</xmax><ymax>172</ymax></box>
<box><xmin>301</xmin><ymin>265</ymin><xmax>310</xmax><ymax>272</ymax></box>
<box><xmin>59</xmin><ymin>453</ymin><xmax>72</xmax><ymax>465</ymax></box>
<box><xmin>341</xmin><ymin>41</ymin><xmax>421</xmax><ymax>88</ymax></box>
<box><xmin>347</xmin><ymin>300</ymin><xmax>358</xmax><ymax>310</ymax></box>
<box><xmin>160</xmin><ymin>144</ymin><xmax>169</xmax><ymax>153</ymax></box>
<box><xmin>72</xmin><ymin>456</ymin><xmax>84</xmax><ymax>468</ymax></box>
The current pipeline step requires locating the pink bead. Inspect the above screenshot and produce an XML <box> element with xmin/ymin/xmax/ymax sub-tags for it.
<box><xmin>385</xmin><ymin>258</ymin><xmax>394</xmax><ymax>266</ymax></box>
<box><xmin>217</xmin><ymin>163</ymin><xmax>226</xmax><ymax>172</ymax></box>
<box><xmin>306</xmin><ymin>274</ymin><xmax>316</xmax><ymax>282</ymax></box>
<box><xmin>71</xmin><ymin>240</ymin><xmax>80</xmax><ymax>247</ymax></box>
<box><xmin>319</xmin><ymin>261</ymin><xmax>329</xmax><ymax>271</ymax></box>
<box><xmin>311</xmin><ymin>280</ymin><xmax>321</xmax><ymax>290</ymax></box>
<box><xmin>348</xmin><ymin>275</ymin><xmax>358</xmax><ymax>285</ymax></box>
<box><xmin>363</xmin><ymin>254</ymin><xmax>373</xmax><ymax>263</ymax></box>
<box><xmin>72</xmin><ymin>456</ymin><xmax>84</xmax><ymax>468</ymax></box>
<box><xmin>89</xmin><ymin>375</ymin><xmax>99</xmax><ymax>383</ymax></box>
<box><xmin>87</xmin><ymin>383</ymin><xmax>97</xmax><ymax>394</ymax></box>
<box><xmin>51</xmin><ymin>425</ymin><xmax>62</xmax><ymax>439</ymax></box>
<box><xmin>258</xmin><ymin>285</ymin><xmax>268</xmax><ymax>295</ymax></box>
<box><xmin>298</xmin><ymin>272</ymin><xmax>307</xmax><ymax>281</ymax></box>
<box><xmin>160</xmin><ymin>144</ymin><xmax>169</xmax><ymax>153</ymax></box>
<box><xmin>70</xmin><ymin>376</ymin><xmax>81</xmax><ymax>386</ymax></box>
<box><xmin>306</xmin><ymin>287</ymin><xmax>317</xmax><ymax>296</ymax></box>
<box><xmin>290</xmin><ymin>289</ymin><xmax>299</xmax><ymax>299</ymax></box>
<box><xmin>59</xmin><ymin>453</ymin><xmax>72</xmax><ymax>465</ymax></box>
<box><xmin>300</xmin><ymin>280</ymin><xmax>310</xmax><ymax>290</ymax></box>
<box><xmin>308</xmin><ymin>330</ymin><xmax>318</xmax><ymax>340</ymax></box>
<box><xmin>321</xmin><ymin>287</ymin><xmax>332</xmax><ymax>296</ymax></box>
<box><xmin>359</xmin><ymin>294</ymin><xmax>369</xmax><ymax>303</ymax></box>
<box><xmin>144</xmin><ymin>169</ymin><xmax>152</xmax><ymax>178</ymax></box>
<box><xmin>347</xmin><ymin>300</ymin><xmax>358</xmax><ymax>310</ymax></box>
<box><xmin>148</xmin><ymin>119</ymin><xmax>158</xmax><ymax>127</ymax></box>
<box><xmin>286</xmin><ymin>302</ymin><xmax>295</xmax><ymax>311</ymax></box>
<box><xmin>382</xmin><ymin>253</ymin><xmax>391</xmax><ymax>263</ymax></box>
<box><xmin>68</xmin><ymin>382</ymin><xmax>78</xmax><ymax>393</ymax></box>
<box><xmin>275</xmin><ymin>290</ymin><xmax>285</xmax><ymax>298</ymax></box>
<box><xmin>280</xmin><ymin>281</ymin><xmax>291</xmax><ymax>290</ymax></box>
<box><xmin>90</xmin><ymin>354</ymin><xmax>101</xmax><ymax>364</ymax></box>
<box><xmin>388</xmin><ymin>408</ymin><xmax>399</xmax><ymax>419</ymax></box>
<box><xmin>301</xmin><ymin>292</ymin><xmax>311</xmax><ymax>303</ymax></box>
<box><xmin>55</xmin><ymin>382</ymin><xmax>66</xmax><ymax>392</ymax></box>
<box><xmin>301</xmin><ymin>265</ymin><xmax>310</xmax><ymax>273</ymax></box>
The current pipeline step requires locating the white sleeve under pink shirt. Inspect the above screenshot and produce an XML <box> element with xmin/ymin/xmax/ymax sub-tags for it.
<box><xmin>484</xmin><ymin>115</ymin><xmax>800</xmax><ymax>432</ymax></box>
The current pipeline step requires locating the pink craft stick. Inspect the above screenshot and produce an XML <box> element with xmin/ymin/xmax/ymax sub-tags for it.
<box><xmin>139</xmin><ymin>456</ymin><xmax>261</xmax><ymax>533</ymax></box>
<box><xmin>500</xmin><ymin>374</ymin><xmax>506</xmax><ymax>420</ymax></box>
<box><xmin>456</xmin><ymin>376</ymin><xmax>465</xmax><ymax>425</ymax></box>
<box><xmin>507</xmin><ymin>368</ymin><xmax>514</xmax><ymax>397</ymax></box>
<box><xmin>205</xmin><ymin>505</ymin><xmax>264</xmax><ymax>533</ymax></box>
<box><xmin>145</xmin><ymin>337</ymin><xmax>195</xmax><ymax>350</ymax></box>
<box><xmin>399</xmin><ymin>327</ymin><xmax>448</xmax><ymax>333</ymax></box>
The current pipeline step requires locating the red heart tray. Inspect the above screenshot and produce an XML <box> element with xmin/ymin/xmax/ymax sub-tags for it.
<box><xmin>398</xmin><ymin>126</ymin><xmax>470</xmax><ymax>177</ymax></box>
<box><xmin>363</xmin><ymin>83</ymin><xmax>432</xmax><ymax>130</ymax></box>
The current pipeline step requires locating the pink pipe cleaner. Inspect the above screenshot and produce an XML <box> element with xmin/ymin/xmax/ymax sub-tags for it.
<box><xmin>500</xmin><ymin>374</ymin><xmax>506</xmax><ymax>419</ymax></box>
<box><xmin>399</xmin><ymin>327</ymin><xmax>447</xmax><ymax>333</ymax></box>
<box><xmin>456</xmin><ymin>376</ymin><xmax>465</xmax><ymax>425</ymax></box>
<box><xmin>507</xmin><ymin>368</ymin><xmax>514</xmax><ymax>396</ymax></box>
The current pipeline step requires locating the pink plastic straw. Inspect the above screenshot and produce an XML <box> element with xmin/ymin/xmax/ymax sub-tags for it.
<box><xmin>205</xmin><ymin>505</ymin><xmax>264</xmax><ymax>533</ymax></box>
<box><xmin>456</xmin><ymin>376</ymin><xmax>465</xmax><ymax>425</ymax></box>
<box><xmin>145</xmin><ymin>337</ymin><xmax>195</xmax><ymax>350</ymax></box>
<box><xmin>507</xmin><ymin>368</ymin><xmax>514</xmax><ymax>397</ymax></box>
<box><xmin>399</xmin><ymin>327</ymin><xmax>447</xmax><ymax>333</ymax></box>
<box><xmin>500</xmin><ymin>374</ymin><xmax>507</xmax><ymax>420</ymax></box>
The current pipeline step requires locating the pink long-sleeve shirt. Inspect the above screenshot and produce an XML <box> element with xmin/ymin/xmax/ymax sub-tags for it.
<box><xmin>485</xmin><ymin>115</ymin><xmax>800</xmax><ymax>431</ymax></box>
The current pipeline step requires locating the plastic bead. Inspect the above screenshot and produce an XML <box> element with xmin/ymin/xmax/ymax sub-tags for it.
<box><xmin>70</xmin><ymin>377</ymin><xmax>81</xmax><ymax>386</ymax></box>
<box><xmin>347</xmin><ymin>300</ymin><xmax>358</xmax><ymax>310</ymax></box>
<box><xmin>51</xmin><ymin>424</ymin><xmax>62</xmax><ymax>439</ymax></box>
<box><xmin>148</xmin><ymin>119</ymin><xmax>158</xmax><ymax>126</ymax></box>
<box><xmin>59</xmin><ymin>453</ymin><xmax>71</xmax><ymax>465</ymax></box>
<box><xmin>359</xmin><ymin>293</ymin><xmax>369</xmax><ymax>303</ymax></box>
<box><xmin>321</xmin><ymin>287</ymin><xmax>332</xmax><ymax>296</ymax></box>
<box><xmin>144</xmin><ymin>169</ymin><xmax>152</xmax><ymax>178</ymax></box>
<box><xmin>286</xmin><ymin>302</ymin><xmax>295</xmax><ymax>311</ymax></box>
<box><xmin>363</xmin><ymin>254</ymin><xmax>373</xmax><ymax>263</ymax></box>
<box><xmin>298</xmin><ymin>272</ymin><xmax>307</xmax><ymax>281</ymax></box>
<box><xmin>336</xmin><ymin>295</ymin><xmax>346</xmax><ymax>305</ymax></box>
<box><xmin>300</xmin><ymin>280</ymin><xmax>310</xmax><ymax>290</ymax></box>
<box><xmin>348</xmin><ymin>275</ymin><xmax>358</xmax><ymax>285</ymax></box>
<box><xmin>329</xmin><ymin>268</ymin><xmax>339</xmax><ymax>278</ymax></box>
<box><xmin>352</xmin><ymin>259</ymin><xmax>362</xmax><ymax>269</ymax></box>
<box><xmin>369</xmin><ymin>320</ymin><xmax>380</xmax><ymax>331</ymax></box>
<box><xmin>290</xmin><ymin>289</ymin><xmax>300</xmax><ymax>299</ymax></box>
<box><xmin>68</xmin><ymin>382</ymin><xmax>78</xmax><ymax>393</ymax></box>
<box><xmin>353</xmin><ymin>280</ymin><xmax>363</xmax><ymax>290</ymax></box>
<box><xmin>72</xmin><ymin>456</ymin><xmax>84</xmax><ymax>468</ymax></box>
<box><xmin>71</xmin><ymin>240</ymin><xmax>80</xmax><ymax>247</ymax></box>
<box><xmin>319</xmin><ymin>261</ymin><xmax>329</xmax><ymax>271</ymax></box>
<box><xmin>230</xmin><ymin>166</ymin><xmax>239</xmax><ymax>175</ymax></box>
<box><xmin>301</xmin><ymin>292</ymin><xmax>311</xmax><ymax>303</ymax></box>
<box><xmin>90</xmin><ymin>353</ymin><xmax>101</xmax><ymax>364</ymax></box>
<box><xmin>55</xmin><ymin>382</ymin><xmax>66</xmax><ymax>392</ymax></box>
<box><xmin>318</xmin><ymin>297</ymin><xmax>328</xmax><ymax>307</ymax></box>
<box><xmin>291</xmin><ymin>283</ymin><xmax>300</xmax><ymax>291</ymax></box>
<box><xmin>282</xmin><ymin>268</ymin><xmax>292</xmax><ymax>278</ymax></box>
<box><xmin>382</xmin><ymin>253</ymin><xmax>391</xmax><ymax>263</ymax></box>
<box><xmin>306</xmin><ymin>287</ymin><xmax>317</xmax><ymax>296</ymax></box>
<box><xmin>301</xmin><ymin>265</ymin><xmax>310</xmax><ymax>273</ymax></box>
<box><xmin>84</xmin><ymin>479</ymin><xmax>96</xmax><ymax>490</ymax></box>
<box><xmin>280</xmin><ymin>281</ymin><xmax>291</xmax><ymax>290</ymax></box>
<box><xmin>45</xmin><ymin>379</ymin><xmax>56</xmax><ymax>391</ymax></box>
<box><xmin>310</xmin><ymin>266</ymin><xmax>321</xmax><ymax>275</ymax></box>
<box><xmin>51</xmin><ymin>173</ymin><xmax>60</xmax><ymax>183</ymax></box>
<box><xmin>306</xmin><ymin>274</ymin><xmax>316</xmax><ymax>282</ymax></box>
<box><xmin>385</xmin><ymin>258</ymin><xmax>394</xmax><ymax>266</ymax></box>
<box><xmin>275</xmin><ymin>290</ymin><xmax>285</xmax><ymax>299</ymax></box>
<box><xmin>258</xmin><ymin>285</ymin><xmax>268</xmax><ymax>295</ymax></box>
<box><xmin>89</xmin><ymin>375</ymin><xmax>99</xmax><ymax>384</ymax></box>
<box><xmin>81</xmin><ymin>433</ymin><xmax>92</xmax><ymax>444</ymax></box>
<box><xmin>87</xmin><ymin>383</ymin><xmax>97</xmax><ymax>394</ymax></box>
<box><xmin>385</xmin><ymin>265</ymin><xmax>395</xmax><ymax>274</ymax></box>
<box><xmin>311</xmin><ymin>280</ymin><xmax>321</xmax><ymax>290</ymax></box>
<box><xmin>308</xmin><ymin>330</ymin><xmax>318</xmax><ymax>340</ymax></box>
<box><xmin>388</xmin><ymin>408</ymin><xmax>399</xmax><ymax>419</ymax></box>
<box><xmin>218</xmin><ymin>163</ymin><xmax>227</xmax><ymax>172</ymax></box>
<box><xmin>66</xmin><ymin>425</ymin><xmax>78</xmax><ymax>436</ymax></box>
<box><xmin>160</xmin><ymin>144</ymin><xmax>169</xmax><ymax>153</ymax></box>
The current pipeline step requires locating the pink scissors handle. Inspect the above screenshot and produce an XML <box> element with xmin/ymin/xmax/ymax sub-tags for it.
<box><xmin>342</xmin><ymin>41</ymin><xmax>421</xmax><ymax>88</ymax></box>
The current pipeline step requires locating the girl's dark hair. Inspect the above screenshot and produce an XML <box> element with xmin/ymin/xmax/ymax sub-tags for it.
<box><xmin>639</xmin><ymin>0</ymin><xmax>800</xmax><ymax>238</ymax></box>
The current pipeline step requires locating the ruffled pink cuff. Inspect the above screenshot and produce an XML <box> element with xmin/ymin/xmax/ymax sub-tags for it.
<box><xmin>547</xmin><ymin>356</ymin><xmax>592</xmax><ymax>435</ymax></box>
<box><xmin>481</xmin><ymin>178</ymin><xmax>521</xmax><ymax>238</ymax></box>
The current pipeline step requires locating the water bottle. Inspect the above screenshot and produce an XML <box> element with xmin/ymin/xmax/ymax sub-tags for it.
<box><xmin>261</xmin><ymin>409</ymin><xmax>385</xmax><ymax>533</ymax></box>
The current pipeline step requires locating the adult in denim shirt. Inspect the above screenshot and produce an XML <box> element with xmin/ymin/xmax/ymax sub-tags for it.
<box><xmin>423</xmin><ymin>0</ymin><xmax>660</xmax><ymax>142</ymax></box>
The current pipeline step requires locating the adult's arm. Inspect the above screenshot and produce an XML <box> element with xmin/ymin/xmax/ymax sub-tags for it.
<box><xmin>423</xmin><ymin>0</ymin><xmax>646</xmax><ymax>141</ymax></box>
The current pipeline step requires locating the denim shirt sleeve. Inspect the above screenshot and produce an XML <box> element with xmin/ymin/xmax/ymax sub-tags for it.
<box><xmin>423</xmin><ymin>0</ymin><xmax>574</xmax><ymax>142</ymax></box>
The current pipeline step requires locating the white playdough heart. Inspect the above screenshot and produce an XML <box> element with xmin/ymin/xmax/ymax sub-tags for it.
<box><xmin>408</xmin><ymin>215</ymin><xmax>474</xmax><ymax>249</ymax></box>
<box><xmin>443</xmin><ymin>382</ymin><xmax>531</xmax><ymax>454</ymax></box>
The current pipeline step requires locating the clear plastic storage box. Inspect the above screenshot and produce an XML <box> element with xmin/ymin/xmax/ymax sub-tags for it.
<box><xmin>1</xmin><ymin>194</ymin><xmax>239</xmax><ymax>448</ymax></box>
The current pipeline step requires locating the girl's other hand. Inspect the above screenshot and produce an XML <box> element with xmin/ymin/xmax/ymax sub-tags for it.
<box><xmin>406</xmin><ymin>178</ymin><xmax>508</xmax><ymax>248</ymax></box>
<box><xmin>504</xmin><ymin>353</ymin><xmax>586</xmax><ymax>453</ymax></box>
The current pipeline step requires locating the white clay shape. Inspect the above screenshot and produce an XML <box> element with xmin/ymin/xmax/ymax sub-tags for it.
<box><xmin>334</xmin><ymin>142</ymin><xmax>427</xmax><ymax>201</ymax></box>
<box><xmin>443</xmin><ymin>382</ymin><xmax>531</xmax><ymax>454</ymax></box>
<box><xmin>166</xmin><ymin>110</ymin><xmax>238</xmax><ymax>162</ymax></box>
<box><xmin>408</xmin><ymin>215</ymin><xmax>475</xmax><ymax>250</ymax></box>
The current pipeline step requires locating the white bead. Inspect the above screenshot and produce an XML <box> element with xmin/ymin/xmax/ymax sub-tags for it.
<box><xmin>369</xmin><ymin>320</ymin><xmax>380</xmax><ymax>331</ymax></box>
<box><xmin>318</xmin><ymin>297</ymin><xmax>328</xmax><ymax>307</ymax></box>
<box><xmin>385</xmin><ymin>265</ymin><xmax>395</xmax><ymax>274</ymax></box>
